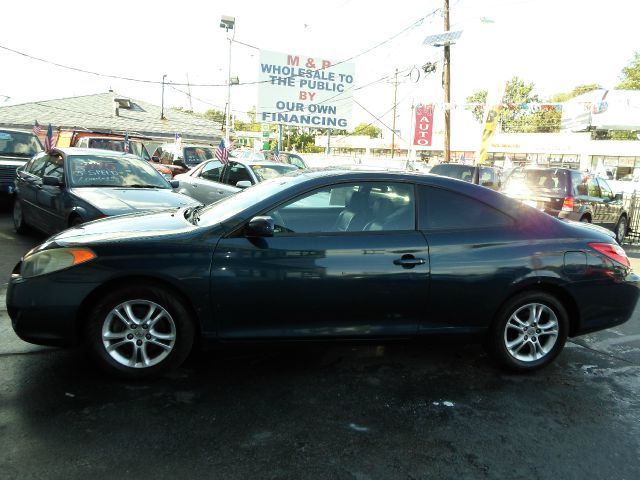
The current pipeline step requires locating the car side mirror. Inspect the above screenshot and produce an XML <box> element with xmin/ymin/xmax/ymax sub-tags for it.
<box><xmin>170</xmin><ymin>180</ymin><xmax>179</xmax><ymax>189</ymax></box>
<box><xmin>236</xmin><ymin>180</ymin><xmax>252</xmax><ymax>189</ymax></box>
<box><xmin>614</xmin><ymin>193</ymin><xmax>623</xmax><ymax>201</ymax></box>
<box><xmin>174</xmin><ymin>159</ymin><xmax>187</xmax><ymax>168</ymax></box>
<box><xmin>151</xmin><ymin>155</ymin><xmax>160</xmax><ymax>162</ymax></box>
<box><xmin>42</xmin><ymin>175</ymin><xmax>63</xmax><ymax>187</ymax></box>
<box><xmin>246</xmin><ymin>216</ymin><xmax>274</xmax><ymax>237</ymax></box>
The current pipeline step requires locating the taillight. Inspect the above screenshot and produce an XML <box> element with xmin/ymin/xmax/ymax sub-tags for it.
<box><xmin>562</xmin><ymin>196</ymin><xmax>574</xmax><ymax>211</ymax></box>
<box><xmin>588</xmin><ymin>242</ymin><xmax>630</xmax><ymax>268</ymax></box>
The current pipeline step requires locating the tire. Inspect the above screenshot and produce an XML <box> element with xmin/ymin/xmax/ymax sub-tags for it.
<box><xmin>579</xmin><ymin>215</ymin><xmax>591</xmax><ymax>223</ymax></box>
<box><xmin>13</xmin><ymin>198</ymin><xmax>27</xmax><ymax>233</ymax></box>
<box><xmin>485</xmin><ymin>291</ymin><xmax>568</xmax><ymax>372</ymax></box>
<box><xmin>85</xmin><ymin>285</ymin><xmax>195</xmax><ymax>379</ymax></box>
<box><xmin>615</xmin><ymin>215</ymin><xmax>627</xmax><ymax>244</ymax></box>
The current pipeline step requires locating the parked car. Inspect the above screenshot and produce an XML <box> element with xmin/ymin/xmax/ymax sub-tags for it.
<box><xmin>502</xmin><ymin>167</ymin><xmax>628</xmax><ymax>244</ymax></box>
<box><xmin>0</xmin><ymin>129</ymin><xmax>43</xmax><ymax>197</ymax></box>
<box><xmin>429</xmin><ymin>163</ymin><xmax>502</xmax><ymax>190</ymax></box>
<box><xmin>7</xmin><ymin>169</ymin><xmax>639</xmax><ymax>379</ymax></box>
<box><xmin>175</xmin><ymin>158</ymin><xmax>298</xmax><ymax>204</ymax></box>
<box><xmin>153</xmin><ymin>143</ymin><xmax>218</xmax><ymax>176</ymax></box>
<box><xmin>57</xmin><ymin>129</ymin><xmax>174</xmax><ymax>180</ymax></box>
<box><xmin>231</xmin><ymin>149</ymin><xmax>308</xmax><ymax>169</ymax></box>
<box><xmin>12</xmin><ymin>147</ymin><xmax>200</xmax><ymax>235</ymax></box>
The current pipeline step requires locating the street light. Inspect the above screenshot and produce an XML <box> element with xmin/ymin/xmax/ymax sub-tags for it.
<box><xmin>220</xmin><ymin>15</ymin><xmax>236</xmax><ymax>144</ymax></box>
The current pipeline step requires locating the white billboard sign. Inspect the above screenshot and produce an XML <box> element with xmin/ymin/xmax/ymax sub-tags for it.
<box><xmin>257</xmin><ymin>50</ymin><xmax>354</xmax><ymax>130</ymax></box>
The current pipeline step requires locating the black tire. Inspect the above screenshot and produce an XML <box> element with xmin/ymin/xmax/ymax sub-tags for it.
<box><xmin>485</xmin><ymin>291</ymin><xmax>568</xmax><ymax>372</ymax></box>
<box><xmin>615</xmin><ymin>215</ymin><xmax>627</xmax><ymax>244</ymax></box>
<box><xmin>85</xmin><ymin>285</ymin><xmax>195</xmax><ymax>379</ymax></box>
<box><xmin>13</xmin><ymin>198</ymin><xmax>27</xmax><ymax>233</ymax></box>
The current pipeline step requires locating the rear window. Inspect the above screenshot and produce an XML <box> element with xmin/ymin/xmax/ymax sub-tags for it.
<box><xmin>430</xmin><ymin>164</ymin><xmax>475</xmax><ymax>182</ymax></box>
<box><xmin>503</xmin><ymin>169</ymin><xmax>570</xmax><ymax>195</ymax></box>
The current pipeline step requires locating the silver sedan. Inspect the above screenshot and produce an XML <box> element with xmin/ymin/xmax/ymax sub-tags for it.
<box><xmin>174</xmin><ymin>158</ymin><xmax>298</xmax><ymax>204</ymax></box>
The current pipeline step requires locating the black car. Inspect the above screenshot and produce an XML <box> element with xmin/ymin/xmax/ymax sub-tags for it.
<box><xmin>502</xmin><ymin>167</ymin><xmax>628</xmax><ymax>244</ymax></box>
<box><xmin>7</xmin><ymin>169</ymin><xmax>639</xmax><ymax>379</ymax></box>
<box><xmin>12</xmin><ymin>147</ymin><xmax>200</xmax><ymax>235</ymax></box>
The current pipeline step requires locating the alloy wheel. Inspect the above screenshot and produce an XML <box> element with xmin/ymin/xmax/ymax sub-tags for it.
<box><xmin>503</xmin><ymin>302</ymin><xmax>559</xmax><ymax>362</ymax></box>
<box><xmin>101</xmin><ymin>299</ymin><xmax>177</xmax><ymax>368</ymax></box>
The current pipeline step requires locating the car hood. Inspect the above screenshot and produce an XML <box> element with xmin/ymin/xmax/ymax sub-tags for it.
<box><xmin>70</xmin><ymin>187</ymin><xmax>199</xmax><ymax>215</ymax></box>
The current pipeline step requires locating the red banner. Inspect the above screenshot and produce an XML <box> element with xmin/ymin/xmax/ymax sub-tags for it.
<box><xmin>413</xmin><ymin>104</ymin><xmax>434</xmax><ymax>146</ymax></box>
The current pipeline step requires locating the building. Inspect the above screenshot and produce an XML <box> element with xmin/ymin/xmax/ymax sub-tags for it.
<box><xmin>0</xmin><ymin>91</ymin><xmax>223</xmax><ymax>148</ymax></box>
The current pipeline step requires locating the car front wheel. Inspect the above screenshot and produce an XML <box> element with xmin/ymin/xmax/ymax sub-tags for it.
<box><xmin>485</xmin><ymin>291</ymin><xmax>568</xmax><ymax>372</ymax></box>
<box><xmin>85</xmin><ymin>285</ymin><xmax>195</xmax><ymax>379</ymax></box>
<box><xmin>615</xmin><ymin>216</ymin><xmax>627</xmax><ymax>244</ymax></box>
<box><xmin>13</xmin><ymin>199</ymin><xmax>27</xmax><ymax>233</ymax></box>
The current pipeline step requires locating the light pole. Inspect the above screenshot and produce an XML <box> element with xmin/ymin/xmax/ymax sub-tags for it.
<box><xmin>161</xmin><ymin>74</ymin><xmax>167</xmax><ymax>120</ymax></box>
<box><xmin>220</xmin><ymin>15</ymin><xmax>236</xmax><ymax>144</ymax></box>
<box><xmin>0</xmin><ymin>94</ymin><xmax>9</xmax><ymax>102</ymax></box>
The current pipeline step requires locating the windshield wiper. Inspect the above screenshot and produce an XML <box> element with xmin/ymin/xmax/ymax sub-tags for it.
<box><xmin>125</xmin><ymin>184</ymin><xmax>163</xmax><ymax>188</ymax></box>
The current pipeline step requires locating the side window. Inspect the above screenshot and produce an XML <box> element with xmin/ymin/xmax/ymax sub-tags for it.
<box><xmin>265</xmin><ymin>182</ymin><xmax>415</xmax><ymax>234</ymax></box>
<box><xmin>26</xmin><ymin>155</ymin><xmax>49</xmax><ymax>177</ymax></box>
<box><xmin>42</xmin><ymin>154</ymin><xmax>64</xmax><ymax>179</ymax></box>
<box><xmin>223</xmin><ymin>164</ymin><xmax>252</xmax><ymax>186</ymax></box>
<box><xmin>587</xmin><ymin>177</ymin><xmax>601</xmax><ymax>197</ymax></box>
<box><xmin>598</xmin><ymin>178</ymin><xmax>613</xmax><ymax>200</ymax></box>
<box><xmin>75</xmin><ymin>138</ymin><xmax>89</xmax><ymax>148</ymax></box>
<box><xmin>199</xmin><ymin>161</ymin><xmax>224</xmax><ymax>182</ymax></box>
<box><xmin>160</xmin><ymin>151</ymin><xmax>174</xmax><ymax>163</ymax></box>
<box><xmin>419</xmin><ymin>186</ymin><xmax>513</xmax><ymax>230</ymax></box>
<box><xmin>573</xmin><ymin>173</ymin><xmax>588</xmax><ymax>196</ymax></box>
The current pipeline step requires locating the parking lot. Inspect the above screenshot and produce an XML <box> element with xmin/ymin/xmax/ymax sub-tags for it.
<box><xmin>0</xmin><ymin>199</ymin><xmax>639</xmax><ymax>479</ymax></box>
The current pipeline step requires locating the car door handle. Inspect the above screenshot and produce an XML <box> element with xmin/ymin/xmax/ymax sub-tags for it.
<box><xmin>393</xmin><ymin>256</ymin><xmax>425</xmax><ymax>268</ymax></box>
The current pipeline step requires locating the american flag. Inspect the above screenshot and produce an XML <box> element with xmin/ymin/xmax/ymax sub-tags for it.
<box><xmin>44</xmin><ymin>124</ymin><xmax>54</xmax><ymax>152</ymax></box>
<box><xmin>175</xmin><ymin>133</ymin><xmax>182</xmax><ymax>151</ymax></box>
<box><xmin>273</xmin><ymin>143</ymin><xmax>282</xmax><ymax>162</ymax></box>
<box><xmin>33</xmin><ymin>120</ymin><xmax>42</xmax><ymax>135</ymax></box>
<box><xmin>123</xmin><ymin>132</ymin><xmax>130</xmax><ymax>153</ymax></box>
<box><xmin>215</xmin><ymin>139</ymin><xmax>228</xmax><ymax>164</ymax></box>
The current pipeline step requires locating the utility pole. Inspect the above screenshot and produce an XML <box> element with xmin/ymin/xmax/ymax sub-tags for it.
<box><xmin>391</xmin><ymin>68</ymin><xmax>399</xmax><ymax>159</ymax></box>
<box><xmin>161</xmin><ymin>74</ymin><xmax>167</xmax><ymax>120</ymax></box>
<box><xmin>443</xmin><ymin>0</ymin><xmax>451</xmax><ymax>163</ymax></box>
<box><xmin>186</xmin><ymin>73</ymin><xmax>193</xmax><ymax>111</ymax></box>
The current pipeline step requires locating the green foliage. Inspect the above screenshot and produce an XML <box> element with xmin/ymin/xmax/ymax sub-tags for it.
<box><xmin>617</xmin><ymin>51</ymin><xmax>640</xmax><ymax>90</ymax></box>
<box><xmin>549</xmin><ymin>84</ymin><xmax>601</xmax><ymax>103</ymax></box>
<box><xmin>466</xmin><ymin>76</ymin><xmax>561</xmax><ymax>133</ymax></box>
<box><xmin>203</xmin><ymin>109</ymin><xmax>225</xmax><ymax>123</ymax></box>
<box><xmin>351</xmin><ymin>123</ymin><xmax>381</xmax><ymax>138</ymax></box>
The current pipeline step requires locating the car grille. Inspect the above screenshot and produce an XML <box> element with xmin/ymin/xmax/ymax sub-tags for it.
<box><xmin>0</xmin><ymin>164</ymin><xmax>19</xmax><ymax>184</ymax></box>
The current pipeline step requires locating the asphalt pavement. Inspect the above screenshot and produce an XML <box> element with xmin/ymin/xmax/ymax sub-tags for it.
<box><xmin>0</xmin><ymin>199</ymin><xmax>639</xmax><ymax>479</ymax></box>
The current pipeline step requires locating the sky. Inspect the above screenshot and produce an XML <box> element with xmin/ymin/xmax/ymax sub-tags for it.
<box><xmin>1</xmin><ymin>0</ymin><xmax>638</xmax><ymax>142</ymax></box>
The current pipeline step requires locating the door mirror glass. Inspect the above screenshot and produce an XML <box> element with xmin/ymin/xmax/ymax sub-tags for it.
<box><xmin>42</xmin><ymin>175</ymin><xmax>63</xmax><ymax>187</ymax></box>
<box><xmin>170</xmin><ymin>180</ymin><xmax>179</xmax><ymax>189</ymax></box>
<box><xmin>236</xmin><ymin>180</ymin><xmax>252</xmax><ymax>189</ymax></box>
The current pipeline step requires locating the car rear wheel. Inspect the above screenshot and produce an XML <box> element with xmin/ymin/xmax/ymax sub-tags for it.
<box><xmin>85</xmin><ymin>285</ymin><xmax>195</xmax><ymax>379</ymax></box>
<box><xmin>13</xmin><ymin>199</ymin><xmax>27</xmax><ymax>233</ymax></box>
<box><xmin>615</xmin><ymin>216</ymin><xmax>627</xmax><ymax>244</ymax></box>
<box><xmin>485</xmin><ymin>291</ymin><xmax>568</xmax><ymax>372</ymax></box>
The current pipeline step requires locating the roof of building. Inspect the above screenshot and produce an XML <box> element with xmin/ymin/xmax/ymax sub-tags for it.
<box><xmin>0</xmin><ymin>91</ymin><xmax>223</xmax><ymax>142</ymax></box>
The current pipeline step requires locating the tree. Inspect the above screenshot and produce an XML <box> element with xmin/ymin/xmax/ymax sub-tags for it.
<box><xmin>466</xmin><ymin>76</ymin><xmax>561</xmax><ymax>133</ymax></box>
<box><xmin>203</xmin><ymin>109</ymin><xmax>225</xmax><ymax>123</ymax></box>
<box><xmin>549</xmin><ymin>84</ymin><xmax>601</xmax><ymax>103</ymax></box>
<box><xmin>351</xmin><ymin>123</ymin><xmax>381</xmax><ymax>138</ymax></box>
<box><xmin>617</xmin><ymin>51</ymin><xmax>640</xmax><ymax>90</ymax></box>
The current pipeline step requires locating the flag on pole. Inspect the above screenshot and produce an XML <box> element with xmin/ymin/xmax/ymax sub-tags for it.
<box><xmin>44</xmin><ymin>124</ymin><xmax>54</xmax><ymax>152</ymax></box>
<box><xmin>175</xmin><ymin>133</ymin><xmax>182</xmax><ymax>151</ymax></box>
<box><xmin>33</xmin><ymin>120</ymin><xmax>42</xmax><ymax>135</ymax></box>
<box><xmin>273</xmin><ymin>143</ymin><xmax>281</xmax><ymax>163</ymax></box>
<box><xmin>215</xmin><ymin>138</ymin><xmax>228</xmax><ymax>164</ymax></box>
<box><xmin>123</xmin><ymin>132</ymin><xmax>130</xmax><ymax>153</ymax></box>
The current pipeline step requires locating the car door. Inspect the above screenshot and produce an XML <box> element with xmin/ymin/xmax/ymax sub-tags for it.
<box><xmin>181</xmin><ymin>160</ymin><xmax>231</xmax><ymax>204</ymax></box>
<box><xmin>33</xmin><ymin>153</ymin><xmax>67</xmax><ymax>233</ymax></box>
<box><xmin>597</xmin><ymin>177</ymin><xmax>621</xmax><ymax>229</ymax></box>
<box><xmin>212</xmin><ymin>181</ymin><xmax>430</xmax><ymax>339</ymax></box>
<box><xmin>586</xmin><ymin>176</ymin><xmax>606</xmax><ymax>224</ymax></box>
<box><xmin>418</xmin><ymin>185</ymin><xmax>532</xmax><ymax>333</ymax></box>
<box><xmin>15</xmin><ymin>153</ymin><xmax>49</xmax><ymax>226</ymax></box>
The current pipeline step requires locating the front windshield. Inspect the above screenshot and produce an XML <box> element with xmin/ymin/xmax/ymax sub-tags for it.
<box><xmin>250</xmin><ymin>164</ymin><xmax>297</xmax><ymax>182</ymax></box>
<box><xmin>0</xmin><ymin>130</ymin><xmax>43</xmax><ymax>157</ymax></box>
<box><xmin>183</xmin><ymin>146</ymin><xmax>215</xmax><ymax>165</ymax></box>
<box><xmin>197</xmin><ymin>171</ymin><xmax>304</xmax><ymax>227</ymax></box>
<box><xmin>68</xmin><ymin>155</ymin><xmax>170</xmax><ymax>188</ymax></box>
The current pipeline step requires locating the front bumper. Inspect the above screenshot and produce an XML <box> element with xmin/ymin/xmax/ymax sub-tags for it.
<box><xmin>6</xmin><ymin>262</ymin><xmax>100</xmax><ymax>347</ymax></box>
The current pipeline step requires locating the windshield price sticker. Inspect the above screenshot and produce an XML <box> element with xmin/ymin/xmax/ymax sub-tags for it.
<box><xmin>258</xmin><ymin>50</ymin><xmax>355</xmax><ymax>129</ymax></box>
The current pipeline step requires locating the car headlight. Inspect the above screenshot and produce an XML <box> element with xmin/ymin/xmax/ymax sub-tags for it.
<box><xmin>21</xmin><ymin>248</ymin><xmax>96</xmax><ymax>278</ymax></box>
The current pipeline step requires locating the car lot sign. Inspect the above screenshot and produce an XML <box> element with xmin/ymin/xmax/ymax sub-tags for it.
<box><xmin>258</xmin><ymin>50</ymin><xmax>354</xmax><ymax>129</ymax></box>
